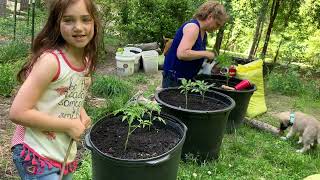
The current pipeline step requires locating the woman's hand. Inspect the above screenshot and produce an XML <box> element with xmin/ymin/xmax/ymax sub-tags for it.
<box><xmin>205</xmin><ymin>51</ymin><xmax>215</xmax><ymax>60</ymax></box>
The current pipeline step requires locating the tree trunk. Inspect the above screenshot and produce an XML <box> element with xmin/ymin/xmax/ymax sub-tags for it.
<box><xmin>261</xmin><ymin>0</ymin><xmax>281</xmax><ymax>59</ymax></box>
<box><xmin>253</xmin><ymin>22</ymin><xmax>264</xmax><ymax>56</ymax></box>
<box><xmin>13</xmin><ymin>0</ymin><xmax>18</xmax><ymax>40</ymax></box>
<box><xmin>0</xmin><ymin>0</ymin><xmax>7</xmax><ymax>17</ymax></box>
<box><xmin>20</xmin><ymin>0</ymin><xmax>29</xmax><ymax>11</ymax></box>
<box><xmin>248</xmin><ymin>0</ymin><xmax>269</xmax><ymax>60</ymax></box>
<box><xmin>244</xmin><ymin>118</ymin><xmax>280</xmax><ymax>136</ymax></box>
<box><xmin>214</xmin><ymin>26</ymin><xmax>225</xmax><ymax>55</ymax></box>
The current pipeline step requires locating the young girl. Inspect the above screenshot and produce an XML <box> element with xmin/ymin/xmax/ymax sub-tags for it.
<box><xmin>9</xmin><ymin>0</ymin><xmax>101</xmax><ymax>179</ymax></box>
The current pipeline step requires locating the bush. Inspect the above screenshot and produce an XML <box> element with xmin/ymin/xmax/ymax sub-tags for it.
<box><xmin>118</xmin><ymin>0</ymin><xmax>192</xmax><ymax>43</ymax></box>
<box><xmin>267</xmin><ymin>67</ymin><xmax>320</xmax><ymax>99</ymax></box>
<box><xmin>0</xmin><ymin>63</ymin><xmax>18</xmax><ymax>96</ymax></box>
<box><xmin>90</xmin><ymin>75</ymin><xmax>132</xmax><ymax>98</ymax></box>
<box><xmin>0</xmin><ymin>41</ymin><xmax>29</xmax><ymax>64</ymax></box>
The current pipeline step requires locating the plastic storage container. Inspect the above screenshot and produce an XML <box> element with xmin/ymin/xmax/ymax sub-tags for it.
<box><xmin>115</xmin><ymin>51</ymin><xmax>135</xmax><ymax>76</ymax></box>
<box><xmin>141</xmin><ymin>50</ymin><xmax>159</xmax><ymax>73</ymax></box>
<box><xmin>124</xmin><ymin>47</ymin><xmax>142</xmax><ymax>72</ymax></box>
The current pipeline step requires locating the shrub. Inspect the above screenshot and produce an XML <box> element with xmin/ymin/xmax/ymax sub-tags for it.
<box><xmin>267</xmin><ymin>67</ymin><xmax>320</xmax><ymax>99</ymax></box>
<box><xmin>267</xmin><ymin>69</ymin><xmax>303</xmax><ymax>96</ymax></box>
<box><xmin>118</xmin><ymin>0</ymin><xmax>192</xmax><ymax>43</ymax></box>
<box><xmin>90</xmin><ymin>74</ymin><xmax>132</xmax><ymax>98</ymax></box>
<box><xmin>0</xmin><ymin>63</ymin><xmax>18</xmax><ymax>96</ymax></box>
<box><xmin>0</xmin><ymin>41</ymin><xmax>29</xmax><ymax>64</ymax></box>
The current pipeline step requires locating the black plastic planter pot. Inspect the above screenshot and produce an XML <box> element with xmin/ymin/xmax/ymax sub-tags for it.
<box><xmin>195</xmin><ymin>74</ymin><xmax>256</xmax><ymax>133</ymax></box>
<box><xmin>155</xmin><ymin>87</ymin><xmax>235</xmax><ymax>162</ymax></box>
<box><xmin>85</xmin><ymin>113</ymin><xmax>187</xmax><ymax>180</ymax></box>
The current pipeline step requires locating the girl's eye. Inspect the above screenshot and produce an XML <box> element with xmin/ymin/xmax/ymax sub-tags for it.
<box><xmin>82</xmin><ymin>17</ymin><xmax>93</xmax><ymax>23</ymax></box>
<box><xmin>63</xmin><ymin>19</ymin><xmax>73</xmax><ymax>23</ymax></box>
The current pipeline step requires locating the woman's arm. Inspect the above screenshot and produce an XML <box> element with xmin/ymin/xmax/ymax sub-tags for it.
<box><xmin>9</xmin><ymin>53</ymin><xmax>85</xmax><ymax>141</ymax></box>
<box><xmin>177</xmin><ymin>23</ymin><xmax>215</xmax><ymax>61</ymax></box>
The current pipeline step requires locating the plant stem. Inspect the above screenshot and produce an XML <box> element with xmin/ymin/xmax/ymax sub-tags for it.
<box><xmin>124</xmin><ymin>128</ymin><xmax>130</xmax><ymax>151</ymax></box>
<box><xmin>185</xmin><ymin>93</ymin><xmax>188</xmax><ymax>108</ymax></box>
<box><xmin>202</xmin><ymin>94</ymin><xmax>204</xmax><ymax>104</ymax></box>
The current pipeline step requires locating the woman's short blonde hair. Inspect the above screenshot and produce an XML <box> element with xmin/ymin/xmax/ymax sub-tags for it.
<box><xmin>193</xmin><ymin>1</ymin><xmax>229</xmax><ymax>24</ymax></box>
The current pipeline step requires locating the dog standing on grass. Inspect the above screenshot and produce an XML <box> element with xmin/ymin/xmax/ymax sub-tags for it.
<box><xmin>275</xmin><ymin>111</ymin><xmax>320</xmax><ymax>153</ymax></box>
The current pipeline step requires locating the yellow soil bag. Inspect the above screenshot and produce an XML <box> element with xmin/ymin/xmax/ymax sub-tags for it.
<box><xmin>236</xmin><ymin>60</ymin><xmax>267</xmax><ymax>118</ymax></box>
<box><xmin>304</xmin><ymin>174</ymin><xmax>320</xmax><ymax>180</ymax></box>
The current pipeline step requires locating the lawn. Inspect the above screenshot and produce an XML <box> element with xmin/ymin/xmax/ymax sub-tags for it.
<box><xmin>71</xmin><ymin>70</ymin><xmax>320</xmax><ymax>180</ymax></box>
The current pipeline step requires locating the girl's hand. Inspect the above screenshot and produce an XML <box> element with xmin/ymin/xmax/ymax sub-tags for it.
<box><xmin>80</xmin><ymin>108</ymin><xmax>91</xmax><ymax>129</ymax></box>
<box><xmin>67</xmin><ymin>119</ymin><xmax>86</xmax><ymax>141</ymax></box>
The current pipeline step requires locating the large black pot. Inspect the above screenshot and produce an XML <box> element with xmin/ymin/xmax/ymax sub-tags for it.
<box><xmin>155</xmin><ymin>87</ymin><xmax>235</xmax><ymax>162</ymax></box>
<box><xmin>85</xmin><ymin>113</ymin><xmax>187</xmax><ymax>180</ymax></box>
<box><xmin>195</xmin><ymin>74</ymin><xmax>256</xmax><ymax>133</ymax></box>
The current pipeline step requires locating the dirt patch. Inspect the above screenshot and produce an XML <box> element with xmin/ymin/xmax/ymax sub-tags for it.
<box><xmin>0</xmin><ymin>96</ymin><xmax>18</xmax><ymax>180</ymax></box>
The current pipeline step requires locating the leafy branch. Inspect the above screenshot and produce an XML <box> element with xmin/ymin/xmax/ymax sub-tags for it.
<box><xmin>113</xmin><ymin>98</ymin><xmax>165</xmax><ymax>151</ymax></box>
<box><xmin>192</xmin><ymin>80</ymin><xmax>214</xmax><ymax>103</ymax></box>
<box><xmin>178</xmin><ymin>79</ymin><xmax>194</xmax><ymax>108</ymax></box>
<box><xmin>215</xmin><ymin>54</ymin><xmax>233</xmax><ymax>86</ymax></box>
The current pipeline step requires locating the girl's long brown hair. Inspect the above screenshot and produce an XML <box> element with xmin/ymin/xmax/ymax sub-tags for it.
<box><xmin>17</xmin><ymin>0</ymin><xmax>101</xmax><ymax>82</ymax></box>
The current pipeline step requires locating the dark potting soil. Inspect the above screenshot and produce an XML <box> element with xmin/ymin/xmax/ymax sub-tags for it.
<box><xmin>90</xmin><ymin>116</ymin><xmax>180</xmax><ymax>159</ymax></box>
<box><xmin>159</xmin><ymin>90</ymin><xmax>227</xmax><ymax>111</ymax></box>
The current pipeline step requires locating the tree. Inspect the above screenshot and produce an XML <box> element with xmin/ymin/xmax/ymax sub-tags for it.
<box><xmin>248</xmin><ymin>0</ymin><xmax>269</xmax><ymax>60</ymax></box>
<box><xmin>0</xmin><ymin>0</ymin><xmax>6</xmax><ymax>17</ymax></box>
<box><xmin>261</xmin><ymin>0</ymin><xmax>282</xmax><ymax>59</ymax></box>
<box><xmin>214</xmin><ymin>0</ymin><xmax>232</xmax><ymax>55</ymax></box>
<box><xmin>20</xmin><ymin>0</ymin><xmax>29</xmax><ymax>11</ymax></box>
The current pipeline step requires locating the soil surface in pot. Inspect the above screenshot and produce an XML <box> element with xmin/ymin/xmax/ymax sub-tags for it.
<box><xmin>91</xmin><ymin>116</ymin><xmax>181</xmax><ymax>159</ymax></box>
<box><xmin>159</xmin><ymin>90</ymin><xmax>227</xmax><ymax>111</ymax></box>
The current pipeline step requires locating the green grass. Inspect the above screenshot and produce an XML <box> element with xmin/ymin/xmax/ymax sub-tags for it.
<box><xmin>76</xmin><ymin>71</ymin><xmax>320</xmax><ymax>180</ymax></box>
<box><xmin>178</xmin><ymin>126</ymin><xmax>319</xmax><ymax>180</ymax></box>
<box><xmin>75</xmin><ymin>120</ymin><xmax>320</xmax><ymax>180</ymax></box>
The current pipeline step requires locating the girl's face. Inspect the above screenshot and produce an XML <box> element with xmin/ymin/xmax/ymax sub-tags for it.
<box><xmin>60</xmin><ymin>0</ymin><xmax>94</xmax><ymax>49</ymax></box>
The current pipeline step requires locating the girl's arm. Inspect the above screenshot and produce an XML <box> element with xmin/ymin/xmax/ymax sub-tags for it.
<box><xmin>177</xmin><ymin>23</ymin><xmax>215</xmax><ymax>61</ymax></box>
<box><xmin>9</xmin><ymin>53</ymin><xmax>85</xmax><ymax>141</ymax></box>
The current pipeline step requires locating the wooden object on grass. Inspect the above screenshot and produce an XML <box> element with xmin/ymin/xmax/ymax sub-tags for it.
<box><xmin>126</xmin><ymin>42</ymin><xmax>160</xmax><ymax>51</ymax></box>
<box><xmin>59</xmin><ymin>139</ymin><xmax>74</xmax><ymax>180</ymax></box>
<box><xmin>243</xmin><ymin>118</ymin><xmax>280</xmax><ymax>136</ymax></box>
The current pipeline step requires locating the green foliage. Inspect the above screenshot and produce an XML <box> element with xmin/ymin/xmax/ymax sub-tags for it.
<box><xmin>267</xmin><ymin>67</ymin><xmax>320</xmax><ymax>100</ymax></box>
<box><xmin>267</xmin><ymin>68</ymin><xmax>303</xmax><ymax>96</ymax></box>
<box><xmin>0</xmin><ymin>41</ymin><xmax>29</xmax><ymax>64</ymax></box>
<box><xmin>113</xmin><ymin>100</ymin><xmax>164</xmax><ymax>150</ymax></box>
<box><xmin>215</xmin><ymin>53</ymin><xmax>233</xmax><ymax>85</ymax></box>
<box><xmin>216</xmin><ymin>53</ymin><xmax>233</xmax><ymax>68</ymax></box>
<box><xmin>192</xmin><ymin>80</ymin><xmax>214</xmax><ymax>103</ymax></box>
<box><xmin>90</xmin><ymin>75</ymin><xmax>132</xmax><ymax>99</ymax></box>
<box><xmin>178</xmin><ymin>78</ymin><xmax>194</xmax><ymax>108</ymax></box>
<box><xmin>117</xmin><ymin>0</ymin><xmax>192</xmax><ymax>43</ymax></box>
<box><xmin>0</xmin><ymin>63</ymin><xmax>18</xmax><ymax>96</ymax></box>
<box><xmin>73</xmin><ymin>152</ymin><xmax>92</xmax><ymax>179</ymax></box>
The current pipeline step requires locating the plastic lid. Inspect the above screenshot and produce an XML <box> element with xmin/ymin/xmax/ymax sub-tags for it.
<box><xmin>141</xmin><ymin>50</ymin><xmax>159</xmax><ymax>58</ymax></box>
<box><xmin>124</xmin><ymin>47</ymin><xmax>142</xmax><ymax>54</ymax></box>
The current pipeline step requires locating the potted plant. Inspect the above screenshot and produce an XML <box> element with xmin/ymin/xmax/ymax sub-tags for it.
<box><xmin>155</xmin><ymin>79</ymin><xmax>235</xmax><ymax>162</ymax></box>
<box><xmin>195</xmin><ymin>54</ymin><xmax>257</xmax><ymax>133</ymax></box>
<box><xmin>85</xmin><ymin>98</ymin><xmax>187</xmax><ymax>180</ymax></box>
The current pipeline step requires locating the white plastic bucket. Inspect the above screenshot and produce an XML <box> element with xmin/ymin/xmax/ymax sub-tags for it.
<box><xmin>141</xmin><ymin>50</ymin><xmax>159</xmax><ymax>73</ymax></box>
<box><xmin>124</xmin><ymin>47</ymin><xmax>142</xmax><ymax>72</ymax></box>
<box><xmin>115</xmin><ymin>51</ymin><xmax>135</xmax><ymax>76</ymax></box>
